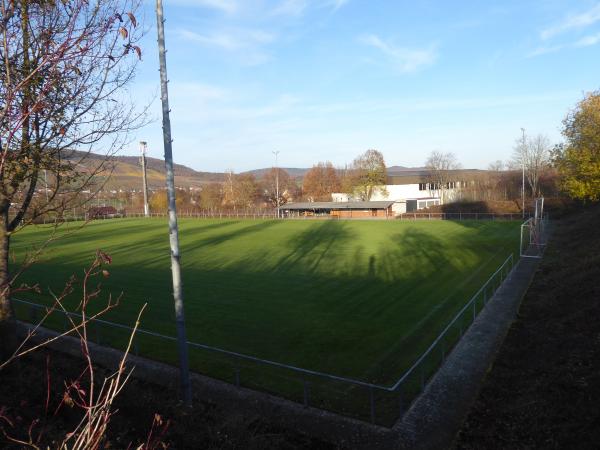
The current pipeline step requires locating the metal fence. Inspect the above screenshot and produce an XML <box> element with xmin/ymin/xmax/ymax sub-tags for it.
<box><xmin>12</xmin><ymin>253</ymin><xmax>515</xmax><ymax>427</ymax></box>
<box><xmin>396</xmin><ymin>212</ymin><xmax>530</xmax><ymax>221</ymax></box>
<box><xmin>520</xmin><ymin>217</ymin><xmax>549</xmax><ymax>258</ymax></box>
<box><xmin>23</xmin><ymin>211</ymin><xmax>529</xmax><ymax>225</ymax></box>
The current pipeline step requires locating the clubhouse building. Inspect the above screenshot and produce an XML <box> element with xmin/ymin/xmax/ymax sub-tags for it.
<box><xmin>284</xmin><ymin>168</ymin><xmax>478</xmax><ymax>217</ymax></box>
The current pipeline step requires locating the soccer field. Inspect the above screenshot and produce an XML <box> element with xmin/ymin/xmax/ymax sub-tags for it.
<box><xmin>12</xmin><ymin>217</ymin><xmax>519</xmax><ymax>386</ymax></box>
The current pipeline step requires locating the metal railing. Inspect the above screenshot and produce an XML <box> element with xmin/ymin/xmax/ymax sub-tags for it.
<box><xmin>396</xmin><ymin>212</ymin><xmax>530</xmax><ymax>221</ymax></box>
<box><xmin>12</xmin><ymin>253</ymin><xmax>515</xmax><ymax>427</ymax></box>
<box><xmin>19</xmin><ymin>211</ymin><xmax>529</xmax><ymax>225</ymax></box>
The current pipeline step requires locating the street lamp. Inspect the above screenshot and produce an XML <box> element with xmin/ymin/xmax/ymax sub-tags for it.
<box><xmin>139</xmin><ymin>141</ymin><xmax>150</xmax><ymax>217</ymax></box>
<box><xmin>273</xmin><ymin>150</ymin><xmax>280</xmax><ymax>218</ymax></box>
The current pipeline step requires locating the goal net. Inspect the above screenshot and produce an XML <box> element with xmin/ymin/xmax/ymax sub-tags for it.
<box><xmin>520</xmin><ymin>197</ymin><xmax>547</xmax><ymax>258</ymax></box>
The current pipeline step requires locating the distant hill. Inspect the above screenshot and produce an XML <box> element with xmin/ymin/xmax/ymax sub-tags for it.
<box><xmin>63</xmin><ymin>151</ymin><xmax>485</xmax><ymax>190</ymax></box>
<box><xmin>387</xmin><ymin>165</ymin><xmax>426</xmax><ymax>174</ymax></box>
<box><xmin>242</xmin><ymin>167</ymin><xmax>309</xmax><ymax>179</ymax></box>
<box><xmin>65</xmin><ymin>151</ymin><xmax>225</xmax><ymax>190</ymax></box>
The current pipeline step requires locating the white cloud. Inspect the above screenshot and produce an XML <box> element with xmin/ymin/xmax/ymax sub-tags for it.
<box><xmin>330</xmin><ymin>0</ymin><xmax>349</xmax><ymax>11</ymax></box>
<box><xmin>271</xmin><ymin>0</ymin><xmax>348</xmax><ymax>16</ymax></box>
<box><xmin>272</xmin><ymin>0</ymin><xmax>309</xmax><ymax>16</ymax></box>
<box><xmin>528</xmin><ymin>31</ymin><xmax>600</xmax><ymax>57</ymax></box>
<box><xmin>175</xmin><ymin>82</ymin><xmax>229</xmax><ymax>102</ymax></box>
<box><xmin>541</xmin><ymin>3</ymin><xmax>600</xmax><ymax>40</ymax></box>
<box><xmin>170</xmin><ymin>0</ymin><xmax>239</xmax><ymax>14</ymax></box>
<box><xmin>359</xmin><ymin>34</ymin><xmax>437</xmax><ymax>73</ymax></box>
<box><xmin>527</xmin><ymin>45</ymin><xmax>565</xmax><ymax>57</ymax></box>
<box><xmin>574</xmin><ymin>32</ymin><xmax>600</xmax><ymax>47</ymax></box>
<box><xmin>177</xmin><ymin>28</ymin><xmax>275</xmax><ymax>65</ymax></box>
<box><xmin>178</xmin><ymin>30</ymin><xmax>241</xmax><ymax>50</ymax></box>
<box><xmin>178</xmin><ymin>28</ymin><xmax>274</xmax><ymax>51</ymax></box>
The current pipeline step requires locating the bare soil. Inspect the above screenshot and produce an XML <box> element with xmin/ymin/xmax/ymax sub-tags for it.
<box><xmin>454</xmin><ymin>203</ymin><xmax>600</xmax><ymax>449</ymax></box>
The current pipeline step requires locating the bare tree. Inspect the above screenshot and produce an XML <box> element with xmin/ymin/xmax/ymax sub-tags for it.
<box><xmin>347</xmin><ymin>149</ymin><xmax>387</xmax><ymax>201</ymax></box>
<box><xmin>222</xmin><ymin>172</ymin><xmax>259</xmax><ymax>210</ymax></box>
<box><xmin>487</xmin><ymin>160</ymin><xmax>504</xmax><ymax>172</ymax></box>
<box><xmin>261</xmin><ymin>168</ymin><xmax>293</xmax><ymax>207</ymax></box>
<box><xmin>425</xmin><ymin>151</ymin><xmax>461</xmax><ymax>202</ymax></box>
<box><xmin>512</xmin><ymin>133</ymin><xmax>551</xmax><ymax>198</ymax></box>
<box><xmin>0</xmin><ymin>0</ymin><xmax>146</xmax><ymax>356</ymax></box>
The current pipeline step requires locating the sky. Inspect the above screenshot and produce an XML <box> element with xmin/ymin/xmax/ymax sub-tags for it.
<box><xmin>127</xmin><ymin>0</ymin><xmax>600</xmax><ymax>172</ymax></box>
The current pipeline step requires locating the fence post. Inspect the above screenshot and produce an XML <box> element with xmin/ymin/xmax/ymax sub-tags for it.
<box><xmin>398</xmin><ymin>386</ymin><xmax>404</xmax><ymax>416</ymax></box>
<box><xmin>369</xmin><ymin>387</ymin><xmax>376</xmax><ymax>424</ymax></box>
<box><xmin>29</xmin><ymin>304</ymin><xmax>37</xmax><ymax>323</ymax></box>
<box><xmin>303</xmin><ymin>380</ymin><xmax>310</xmax><ymax>408</ymax></box>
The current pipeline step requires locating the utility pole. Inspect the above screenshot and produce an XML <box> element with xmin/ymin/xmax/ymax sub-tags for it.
<box><xmin>521</xmin><ymin>128</ymin><xmax>526</xmax><ymax>219</ymax></box>
<box><xmin>139</xmin><ymin>141</ymin><xmax>150</xmax><ymax>217</ymax></box>
<box><xmin>156</xmin><ymin>0</ymin><xmax>192</xmax><ymax>407</ymax></box>
<box><xmin>273</xmin><ymin>150</ymin><xmax>280</xmax><ymax>218</ymax></box>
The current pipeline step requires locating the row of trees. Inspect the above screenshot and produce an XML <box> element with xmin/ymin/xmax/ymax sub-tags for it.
<box><xmin>302</xmin><ymin>150</ymin><xmax>388</xmax><ymax>202</ymax></box>
<box><xmin>140</xmin><ymin>140</ymin><xmax>560</xmax><ymax>212</ymax></box>
<box><xmin>140</xmin><ymin>149</ymin><xmax>389</xmax><ymax>212</ymax></box>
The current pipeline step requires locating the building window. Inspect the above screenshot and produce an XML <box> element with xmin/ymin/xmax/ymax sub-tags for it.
<box><xmin>418</xmin><ymin>183</ymin><xmax>427</xmax><ymax>191</ymax></box>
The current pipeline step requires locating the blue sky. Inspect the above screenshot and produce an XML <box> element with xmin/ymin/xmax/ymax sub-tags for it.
<box><xmin>128</xmin><ymin>0</ymin><xmax>600</xmax><ymax>172</ymax></box>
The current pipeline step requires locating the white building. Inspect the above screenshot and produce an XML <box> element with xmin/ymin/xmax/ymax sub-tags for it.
<box><xmin>332</xmin><ymin>173</ymin><xmax>464</xmax><ymax>215</ymax></box>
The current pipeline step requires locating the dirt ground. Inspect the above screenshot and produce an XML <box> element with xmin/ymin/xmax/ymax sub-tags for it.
<box><xmin>454</xmin><ymin>203</ymin><xmax>600</xmax><ymax>449</ymax></box>
<box><xmin>0</xmin><ymin>348</ymin><xmax>336</xmax><ymax>449</ymax></box>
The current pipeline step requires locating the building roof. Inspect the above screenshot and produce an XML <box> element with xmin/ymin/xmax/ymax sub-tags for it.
<box><xmin>283</xmin><ymin>201</ymin><xmax>395</xmax><ymax>210</ymax></box>
<box><xmin>386</xmin><ymin>168</ymin><xmax>488</xmax><ymax>185</ymax></box>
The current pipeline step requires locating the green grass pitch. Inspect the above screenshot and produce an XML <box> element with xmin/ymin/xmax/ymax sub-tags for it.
<box><xmin>12</xmin><ymin>218</ymin><xmax>519</xmax><ymax>387</ymax></box>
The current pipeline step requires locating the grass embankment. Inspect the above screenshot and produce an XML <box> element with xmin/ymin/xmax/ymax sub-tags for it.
<box><xmin>11</xmin><ymin>218</ymin><xmax>519</xmax><ymax>423</ymax></box>
<box><xmin>455</xmin><ymin>204</ymin><xmax>600</xmax><ymax>449</ymax></box>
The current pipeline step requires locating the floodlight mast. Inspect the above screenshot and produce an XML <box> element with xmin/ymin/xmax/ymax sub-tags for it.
<box><xmin>156</xmin><ymin>0</ymin><xmax>192</xmax><ymax>407</ymax></box>
<box><xmin>521</xmin><ymin>128</ymin><xmax>526</xmax><ymax>219</ymax></box>
<box><xmin>273</xmin><ymin>150</ymin><xmax>280</xmax><ymax>218</ymax></box>
<box><xmin>139</xmin><ymin>141</ymin><xmax>150</xmax><ymax>218</ymax></box>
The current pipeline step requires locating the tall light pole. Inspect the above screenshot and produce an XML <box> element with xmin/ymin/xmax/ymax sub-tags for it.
<box><xmin>521</xmin><ymin>128</ymin><xmax>526</xmax><ymax>219</ymax></box>
<box><xmin>156</xmin><ymin>0</ymin><xmax>192</xmax><ymax>407</ymax></box>
<box><xmin>273</xmin><ymin>150</ymin><xmax>280</xmax><ymax>218</ymax></box>
<box><xmin>139</xmin><ymin>141</ymin><xmax>150</xmax><ymax>217</ymax></box>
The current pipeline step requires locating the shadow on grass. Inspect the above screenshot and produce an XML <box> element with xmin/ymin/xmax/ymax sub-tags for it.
<box><xmin>12</xmin><ymin>220</ymin><xmax>518</xmax><ymax>384</ymax></box>
<box><xmin>182</xmin><ymin>220</ymin><xmax>279</xmax><ymax>250</ymax></box>
<box><xmin>273</xmin><ymin>221</ymin><xmax>356</xmax><ymax>275</ymax></box>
